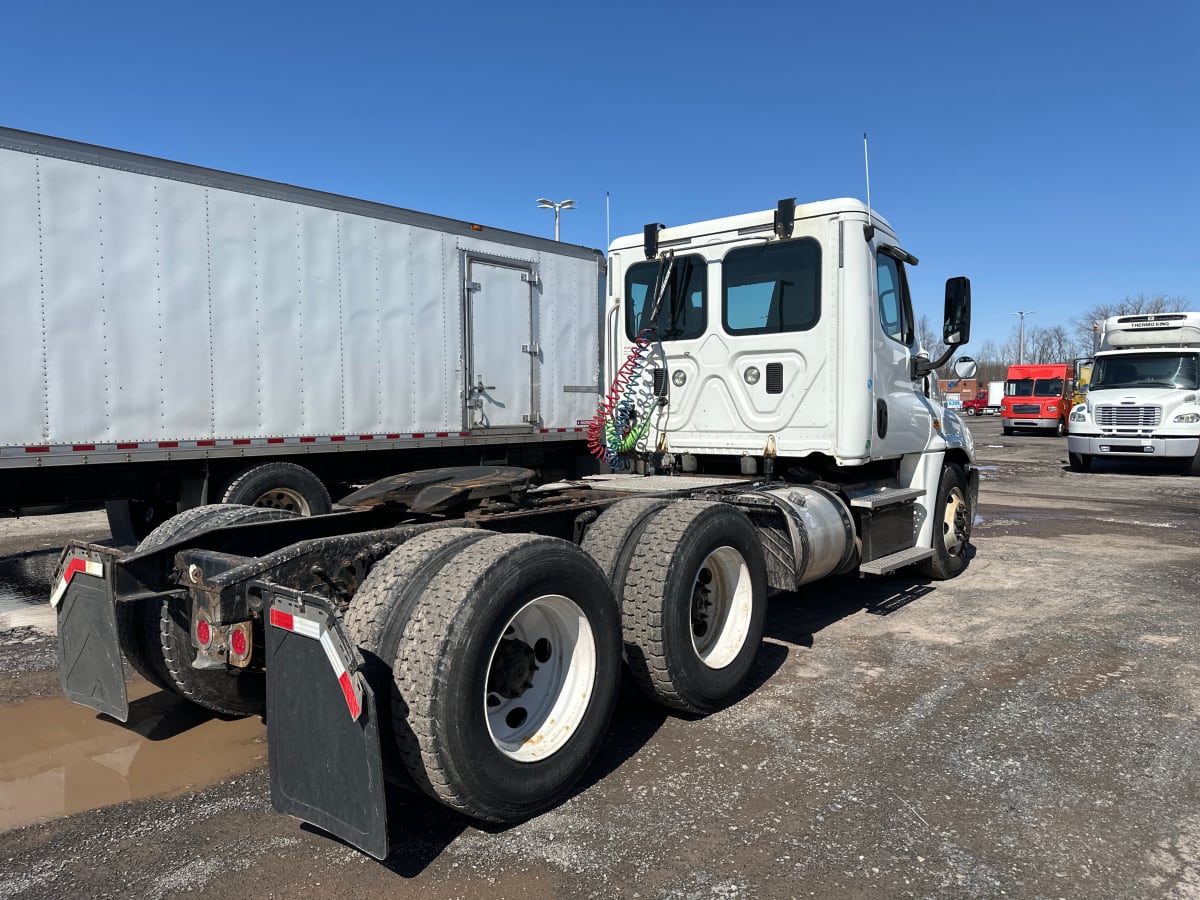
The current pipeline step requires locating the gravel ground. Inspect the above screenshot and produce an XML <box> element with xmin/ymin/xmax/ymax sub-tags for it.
<box><xmin>1</xmin><ymin>419</ymin><xmax>1198</xmax><ymax>899</ymax></box>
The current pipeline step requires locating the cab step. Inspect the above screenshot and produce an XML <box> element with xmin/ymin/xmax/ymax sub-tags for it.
<box><xmin>859</xmin><ymin>546</ymin><xmax>934</xmax><ymax>576</ymax></box>
<box><xmin>848</xmin><ymin>486</ymin><xmax>924</xmax><ymax>510</ymax></box>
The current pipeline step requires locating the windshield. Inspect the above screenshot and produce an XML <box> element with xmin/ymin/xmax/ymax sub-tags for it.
<box><xmin>1006</xmin><ymin>378</ymin><xmax>1064</xmax><ymax>398</ymax></box>
<box><xmin>1091</xmin><ymin>353</ymin><xmax>1199</xmax><ymax>390</ymax></box>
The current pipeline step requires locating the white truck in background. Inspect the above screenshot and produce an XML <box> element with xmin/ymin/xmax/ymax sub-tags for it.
<box><xmin>0</xmin><ymin>127</ymin><xmax>601</xmax><ymax>543</ymax></box>
<box><xmin>1067</xmin><ymin>313</ymin><xmax>1200</xmax><ymax>473</ymax></box>
<box><xmin>52</xmin><ymin>195</ymin><xmax>978</xmax><ymax>858</ymax></box>
<box><xmin>985</xmin><ymin>379</ymin><xmax>1005</xmax><ymax>415</ymax></box>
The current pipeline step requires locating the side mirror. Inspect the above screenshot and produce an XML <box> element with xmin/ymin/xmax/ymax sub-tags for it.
<box><xmin>911</xmin><ymin>276</ymin><xmax>973</xmax><ymax>380</ymax></box>
<box><xmin>953</xmin><ymin>356</ymin><xmax>978</xmax><ymax>379</ymax></box>
<box><xmin>943</xmin><ymin>276</ymin><xmax>971</xmax><ymax>346</ymax></box>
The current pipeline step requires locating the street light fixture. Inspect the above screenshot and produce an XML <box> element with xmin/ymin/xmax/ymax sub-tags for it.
<box><xmin>536</xmin><ymin>198</ymin><xmax>575</xmax><ymax>241</ymax></box>
<box><xmin>1013</xmin><ymin>310</ymin><xmax>1035</xmax><ymax>365</ymax></box>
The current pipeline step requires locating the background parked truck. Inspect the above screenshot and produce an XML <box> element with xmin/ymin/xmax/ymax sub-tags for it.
<box><xmin>1067</xmin><ymin>313</ymin><xmax>1200</xmax><ymax>473</ymax></box>
<box><xmin>0</xmin><ymin>127</ymin><xmax>601</xmax><ymax>543</ymax></box>
<box><xmin>52</xmin><ymin>195</ymin><xmax>978</xmax><ymax>858</ymax></box>
<box><xmin>1000</xmin><ymin>363</ymin><xmax>1073</xmax><ymax>436</ymax></box>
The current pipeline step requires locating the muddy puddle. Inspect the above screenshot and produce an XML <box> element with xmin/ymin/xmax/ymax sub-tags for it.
<box><xmin>0</xmin><ymin>549</ymin><xmax>56</xmax><ymax>610</ymax></box>
<box><xmin>0</xmin><ymin>679</ymin><xmax>266</xmax><ymax>832</ymax></box>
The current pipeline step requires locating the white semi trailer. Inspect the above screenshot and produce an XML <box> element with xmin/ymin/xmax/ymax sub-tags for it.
<box><xmin>1067</xmin><ymin>313</ymin><xmax>1200</xmax><ymax>473</ymax></box>
<box><xmin>0</xmin><ymin>127</ymin><xmax>602</xmax><ymax>542</ymax></box>
<box><xmin>52</xmin><ymin>196</ymin><xmax>978</xmax><ymax>858</ymax></box>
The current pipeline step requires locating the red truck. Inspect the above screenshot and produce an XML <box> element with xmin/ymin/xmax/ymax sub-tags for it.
<box><xmin>1000</xmin><ymin>363</ymin><xmax>1074</xmax><ymax>436</ymax></box>
<box><xmin>960</xmin><ymin>391</ymin><xmax>991</xmax><ymax>416</ymax></box>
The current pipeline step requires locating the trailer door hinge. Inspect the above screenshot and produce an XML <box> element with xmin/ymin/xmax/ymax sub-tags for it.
<box><xmin>467</xmin><ymin>281</ymin><xmax>481</xmax><ymax>292</ymax></box>
<box><xmin>521</xmin><ymin>272</ymin><xmax>540</xmax><ymax>285</ymax></box>
<box><xmin>521</xmin><ymin>342</ymin><xmax>541</xmax><ymax>355</ymax></box>
<box><xmin>523</xmin><ymin>412</ymin><xmax>543</xmax><ymax>426</ymax></box>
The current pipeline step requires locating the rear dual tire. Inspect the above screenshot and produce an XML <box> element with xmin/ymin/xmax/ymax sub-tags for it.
<box><xmin>116</xmin><ymin>504</ymin><xmax>297</xmax><ymax>715</ymax></box>
<box><xmin>345</xmin><ymin>531</ymin><xmax>622</xmax><ymax>823</ymax></box>
<box><xmin>584</xmin><ymin>499</ymin><xmax>768</xmax><ymax>715</ymax></box>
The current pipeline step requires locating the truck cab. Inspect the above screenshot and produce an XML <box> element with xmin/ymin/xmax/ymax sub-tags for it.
<box><xmin>999</xmin><ymin>363</ymin><xmax>1073</xmax><ymax>436</ymax></box>
<box><xmin>603</xmin><ymin>199</ymin><xmax>974</xmax><ymax>490</ymax></box>
<box><xmin>1066</xmin><ymin>313</ymin><xmax>1200</xmax><ymax>473</ymax></box>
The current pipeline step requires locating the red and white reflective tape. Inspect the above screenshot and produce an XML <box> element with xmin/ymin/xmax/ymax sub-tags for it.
<box><xmin>9</xmin><ymin>428</ymin><xmax>584</xmax><ymax>457</ymax></box>
<box><xmin>49</xmin><ymin>557</ymin><xmax>104</xmax><ymax>608</ymax></box>
<box><xmin>319</xmin><ymin>630</ymin><xmax>363</xmax><ymax>720</ymax></box>
<box><xmin>268</xmin><ymin>607</ymin><xmax>321</xmax><ymax>639</ymax></box>
<box><xmin>269</xmin><ymin>607</ymin><xmax>363</xmax><ymax>720</ymax></box>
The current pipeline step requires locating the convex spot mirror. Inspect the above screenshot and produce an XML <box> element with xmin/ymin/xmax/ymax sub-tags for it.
<box><xmin>953</xmin><ymin>356</ymin><xmax>978</xmax><ymax>379</ymax></box>
<box><xmin>943</xmin><ymin>277</ymin><xmax>971</xmax><ymax>346</ymax></box>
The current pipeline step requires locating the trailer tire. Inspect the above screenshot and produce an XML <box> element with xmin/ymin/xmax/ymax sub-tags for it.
<box><xmin>386</xmin><ymin>533</ymin><xmax>622</xmax><ymax>823</ymax></box>
<box><xmin>1069</xmin><ymin>451</ymin><xmax>1092</xmax><ymax>472</ymax></box>
<box><xmin>134</xmin><ymin>504</ymin><xmax>298</xmax><ymax>714</ymax></box>
<box><xmin>620</xmin><ymin>501</ymin><xmax>767</xmax><ymax>715</ymax></box>
<box><xmin>916</xmin><ymin>463</ymin><xmax>971</xmax><ymax>580</ymax></box>
<box><xmin>220</xmin><ymin>462</ymin><xmax>331</xmax><ymax>516</ymax></box>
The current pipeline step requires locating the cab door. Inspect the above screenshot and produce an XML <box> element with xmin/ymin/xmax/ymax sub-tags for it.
<box><xmin>871</xmin><ymin>249</ymin><xmax>932</xmax><ymax>458</ymax></box>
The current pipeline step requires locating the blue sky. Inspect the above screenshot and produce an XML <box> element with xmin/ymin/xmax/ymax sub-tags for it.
<box><xmin>2</xmin><ymin>0</ymin><xmax>1195</xmax><ymax>350</ymax></box>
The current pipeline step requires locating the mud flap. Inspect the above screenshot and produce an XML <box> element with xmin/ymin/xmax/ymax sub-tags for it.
<box><xmin>264</xmin><ymin>585</ymin><xmax>389</xmax><ymax>860</ymax></box>
<box><xmin>53</xmin><ymin>543</ymin><xmax>129</xmax><ymax>722</ymax></box>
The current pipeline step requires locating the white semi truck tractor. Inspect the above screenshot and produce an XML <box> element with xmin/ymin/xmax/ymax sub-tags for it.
<box><xmin>1067</xmin><ymin>313</ymin><xmax>1200</xmax><ymax>474</ymax></box>
<box><xmin>51</xmin><ymin>197</ymin><xmax>977</xmax><ymax>858</ymax></box>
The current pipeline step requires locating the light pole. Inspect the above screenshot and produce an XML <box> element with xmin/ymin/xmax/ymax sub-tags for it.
<box><xmin>1013</xmin><ymin>310</ymin><xmax>1035</xmax><ymax>364</ymax></box>
<box><xmin>536</xmin><ymin>198</ymin><xmax>575</xmax><ymax>241</ymax></box>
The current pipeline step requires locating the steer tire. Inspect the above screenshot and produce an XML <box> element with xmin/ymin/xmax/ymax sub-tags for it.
<box><xmin>1068</xmin><ymin>451</ymin><xmax>1092</xmax><ymax>472</ymax></box>
<box><xmin>220</xmin><ymin>462</ymin><xmax>331</xmax><ymax>516</ymax></box>
<box><xmin>385</xmin><ymin>533</ymin><xmax>622</xmax><ymax>823</ymax></box>
<box><xmin>134</xmin><ymin>504</ymin><xmax>297</xmax><ymax>715</ymax></box>
<box><xmin>620</xmin><ymin>501</ymin><xmax>767</xmax><ymax>715</ymax></box>
<box><xmin>916</xmin><ymin>463</ymin><xmax>971</xmax><ymax>580</ymax></box>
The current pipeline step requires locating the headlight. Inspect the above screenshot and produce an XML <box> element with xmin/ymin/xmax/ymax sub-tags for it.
<box><xmin>1070</xmin><ymin>407</ymin><xmax>1087</xmax><ymax>422</ymax></box>
<box><xmin>1173</xmin><ymin>412</ymin><xmax>1200</xmax><ymax>424</ymax></box>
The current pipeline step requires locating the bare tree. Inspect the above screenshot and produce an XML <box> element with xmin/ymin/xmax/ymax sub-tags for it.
<box><xmin>916</xmin><ymin>314</ymin><xmax>948</xmax><ymax>375</ymax></box>
<box><xmin>1072</xmin><ymin>294</ymin><xmax>1188</xmax><ymax>352</ymax></box>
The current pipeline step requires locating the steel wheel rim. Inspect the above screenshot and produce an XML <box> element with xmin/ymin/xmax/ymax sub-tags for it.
<box><xmin>250</xmin><ymin>488</ymin><xmax>311</xmax><ymax>515</ymax></box>
<box><xmin>690</xmin><ymin>546</ymin><xmax>754</xmax><ymax>669</ymax></box>
<box><xmin>484</xmin><ymin>594</ymin><xmax>596</xmax><ymax>762</ymax></box>
<box><xmin>942</xmin><ymin>486</ymin><xmax>968</xmax><ymax>556</ymax></box>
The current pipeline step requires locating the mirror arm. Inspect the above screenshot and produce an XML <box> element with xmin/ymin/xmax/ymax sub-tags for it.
<box><xmin>911</xmin><ymin>343</ymin><xmax>959</xmax><ymax>380</ymax></box>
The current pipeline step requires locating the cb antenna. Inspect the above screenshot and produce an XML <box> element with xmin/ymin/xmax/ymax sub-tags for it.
<box><xmin>863</xmin><ymin>132</ymin><xmax>875</xmax><ymax>240</ymax></box>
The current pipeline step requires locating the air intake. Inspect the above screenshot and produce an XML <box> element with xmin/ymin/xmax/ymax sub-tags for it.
<box><xmin>766</xmin><ymin>363</ymin><xmax>783</xmax><ymax>395</ymax></box>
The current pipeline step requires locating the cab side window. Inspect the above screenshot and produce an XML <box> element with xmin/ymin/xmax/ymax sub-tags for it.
<box><xmin>877</xmin><ymin>253</ymin><xmax>914</xmax><ymax>346</ymax></box>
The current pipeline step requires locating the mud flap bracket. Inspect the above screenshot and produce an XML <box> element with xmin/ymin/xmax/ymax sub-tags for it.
<box><xmin>263</xmin><ymin>584</ymin><xmax>388</xmax><ymax>860</ymax></box>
